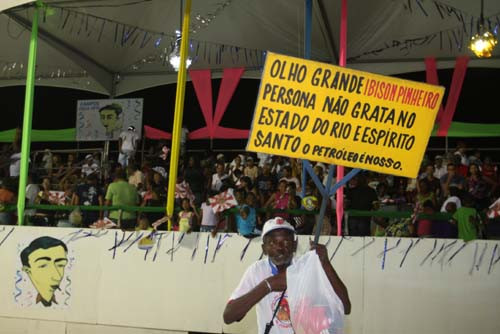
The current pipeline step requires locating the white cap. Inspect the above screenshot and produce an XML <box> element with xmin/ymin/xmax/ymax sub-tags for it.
<box><xmin>261</xmin><ymin>217</ymin><xmax>295</xmax><ymax>238</ymax></box>
<box><xmin>85</xmin><ymin>154</ymin><xmax>93</xmax><ymax>160</ymax></box>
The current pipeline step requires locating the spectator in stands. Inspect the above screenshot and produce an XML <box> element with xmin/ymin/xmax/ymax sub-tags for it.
<box><xmin>256</xmin><ymin>163</ymin><xmax>276</xmax><ymax>197</ymax></box>
<box><xmin>440</xmin><ymin>186</ymin><xmax>462</xmax><ymax>213</ymax></box>
<box><xmin>419</xmin><ymin>163</ymin><xmax>441</xmax><ymax>200</ymax></box>
<box><xmin>184</xmin><ymin>156</ymin><xmax>204</xmax><ymax>205</ymax></box>
<box><xmin>105</xmin><ymin>169</ymin><xmax>139</xmax><ymax>230</ymax></box>
<box><xmin>0</xmin><ymin>178</ymin><xmax>16</xmax><ymax>225</ymax></box>
<box><xmin>454</xmin><ymin>141</ymin><xmax>469</xmax><ymax>166</ymax></box>
<box><xmin>265</xmin><ymin>179</ymin><xmax>290</xmax><ymax>220</ymax></box>
<box><xmin>72</xmin><ymin>174</ymin><xmax>103</xmax><ymax>227</ymax></box>
<box><xmin>440</xmin><ymin>163</ymin><xmax>466</xmax><ymax>197</ymax></box>
<box><xmin>416</xmin><ymin>200</ymin><xmax>435</xmax><ymax>237</ymax></box>
<box><xmin>416</xmin><ymin>179</ymin><xmax>437</xmax><ymax>209</ymax></box>
<box><xmin>211</xmin><ymin>161</ymin><xmax>228</xmax><ymax>193</ymax></box>
<box><xmin>433</xmin><ymin>155</ymin><xmax>447</xmax><ymax>180</ymax></box>
<box><xmin>119</xmin><ymin>126</ymin><xmax>140</xmax><ymax>167</ymax></box>
<box><xmin>200</xmin><ymin>193</ymin><xmax>218</xmax><ymax>235</ymax></box>
<box><xmin>127</xmin><ymin>163</ymin><xmax>144</xmax><ymax>189</ymax></box>
<box><xmin>177</xmin><ymin>197</ymin><xmax>199</xmax><ymax>233</ymax></box>
<box><xmin>243</xmin><ymin>156</ymin><xmax>259</xmax><ymax>182</ymax></box>
<box><xmin>481</xmin><ymin>156</ymin><xmax>498</xmax><ymax>195</ymax></box>
<box><xmin>279</xmin><ymin>165</ymin><xmax>300</xmax><ymax>190</ymax></box>
<box><xmin>452</xmin><ymin>194</ymin><xmax>480</xmax><ymax>241</ymax></box>
<box><xmin>466</xmin><ymin>163</ymin><xmax>489</xmax><ymax>210</ymax></box>
<box><xmin>55</xmin><ymin>154</ymin><xmax>78</xmax><ymax>183</ymax></box>
<box><xmin>345</xmin><ymin>174</ymin><xmax>378</xmax><ymax>236</ymax></box>
<box><xmin>81</xmin><ymin>154</ymin><xmax>99</xmax><ymax>178</ymax></box>
<box><xmin>229</xmin><ymin>155</ymin><xmax>244</xmax><ymax>178</ymax></box>
<box><xmin>235</xmin><ymin>205</ymin><xmax>257</xmax><ymax>238</ymax></box>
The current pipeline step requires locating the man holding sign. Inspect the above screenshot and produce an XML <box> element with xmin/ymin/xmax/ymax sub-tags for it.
<box><xmin>223</xmin><ymin>218</ymin><xmax>350</xmax><ymax>333</ymax></box>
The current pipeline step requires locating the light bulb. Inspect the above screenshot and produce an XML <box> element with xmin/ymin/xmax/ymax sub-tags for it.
<box><xmin>469</xmin><ymin>29</ymin><xmax>498</xmax><ymax>58</ymax></box>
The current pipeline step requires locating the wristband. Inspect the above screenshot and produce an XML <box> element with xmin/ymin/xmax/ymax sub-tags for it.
<box><xmin>264</xmin><ymin>279</ymin><xmax>272</xmax><ymax>292</ymax></box>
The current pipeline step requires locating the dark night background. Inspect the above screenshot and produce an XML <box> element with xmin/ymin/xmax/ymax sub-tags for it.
<box><xmin>1</xmin><ymin>67</ymin><xmax>499</xmax><ymax>157</ymax></box>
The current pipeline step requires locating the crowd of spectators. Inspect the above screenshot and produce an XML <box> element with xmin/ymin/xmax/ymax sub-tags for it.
<box><xmin>0</xmin><ymin>138</ymin><xmax>499</xmax><ymax>241</ymax></box>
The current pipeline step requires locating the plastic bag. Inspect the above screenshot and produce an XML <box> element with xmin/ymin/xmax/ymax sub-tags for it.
<box><xmin>287</xmin><ymin>251</ymin><xmax>344</xmax><ymax>334</ymax></box>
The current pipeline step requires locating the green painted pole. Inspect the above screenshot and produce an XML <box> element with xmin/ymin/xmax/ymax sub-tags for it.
<box><xmin>17</xmin><ymin>1</ymin><xmax>42</xmax><ymax>225</ymax></box>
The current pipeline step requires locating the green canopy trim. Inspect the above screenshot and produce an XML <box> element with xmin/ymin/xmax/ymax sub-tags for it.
<box><xmin>0</xmin><ymin>128</ymin><xmax>76</xmax><ymax>142</ymax></box>
<box><xmin>0</xmin><ymin>122</ymin><xmax>499</xmax><ymax>143</ymax></box>
<box><xmin>431</xmin><ymin>122</ymin><xmax>500</xmax><ymax>137</ymax></box>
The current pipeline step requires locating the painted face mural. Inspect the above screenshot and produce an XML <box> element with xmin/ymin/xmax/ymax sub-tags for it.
<box><xmin>98</xmin><ymin>103</ymin><xmax>123</xmax><ymax>137</ymax></box>
<box><xmin>20</xmin><ymin>237</ymin><xmax>69</xmax><ymax>307</ymax></box>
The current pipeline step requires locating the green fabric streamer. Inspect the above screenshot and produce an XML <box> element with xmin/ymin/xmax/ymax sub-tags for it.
<box><xmin>0</xmin><ymin>128</ymin><xmax>76</xmax><ymax>142</ymax></box>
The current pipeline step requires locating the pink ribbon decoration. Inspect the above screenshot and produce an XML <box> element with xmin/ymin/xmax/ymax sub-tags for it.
<box><xmin>143</xmin><ymin>125</ymin><xmax>172</xmax><ymax>140</ymax></box>
<box><xmin>188</xmin><ymin>68</ymin><xmax>248</xmax><ymax>139</ymax></box>
<box><xmin>425</xmin><ymin>56</ymin><xmax>469</xmax><ymax>136</ymax></box>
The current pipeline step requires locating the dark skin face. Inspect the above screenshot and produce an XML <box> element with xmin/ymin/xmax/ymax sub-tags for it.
<box><xmin>262</xmin><ymin>229</ymin><xmax>297</xmax><ymax>271</ymax></box>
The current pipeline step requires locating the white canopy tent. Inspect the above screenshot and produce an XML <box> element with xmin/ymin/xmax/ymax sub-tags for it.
<box><xmin>0</xmin><ymin>0</ymin><xmax>499</xmax><ymax>96</ymax></box>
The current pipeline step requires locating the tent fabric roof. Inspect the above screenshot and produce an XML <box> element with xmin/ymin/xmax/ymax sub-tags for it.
<box><xmin>1</xmin><ymin>0</ymin><xmax>500</xmax><ymax>95</ymax></box>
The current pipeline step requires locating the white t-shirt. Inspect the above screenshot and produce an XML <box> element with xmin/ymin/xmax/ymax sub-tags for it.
<box><xmin>120</xmin><ymin>130</ymin><xmax>140</xmax><ymax>152</ymax></box>
<box><xmin>229</xmin><ymin>259</ymin><xmax>294</xmax><ymax>334</ymax></box>
<box><xmin>9</xmin><ymin>153</ymin><xmax>22</xmax><ymax>177</ymax></box>
<box><xmin>200</xmin><ymin>202</ymin><xmax>217</xmax><ymax>227</ymax></box>
<box><xmin>211</xmin><ymin>173</ymin><xmax>228</xmax><ymax>192</ymax></box>
<box><xmin>81</xmin><ymin>162</ymin><xmax>99</xmax><ymax>177</ymax></box>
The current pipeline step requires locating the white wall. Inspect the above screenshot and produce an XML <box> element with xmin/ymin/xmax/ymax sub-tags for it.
<box><xmin>0</xmin><ymin>226</ymin><xmax>499</xmax><ymax>334</ymax></box>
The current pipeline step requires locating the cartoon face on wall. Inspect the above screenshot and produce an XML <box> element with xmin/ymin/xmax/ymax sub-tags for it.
<box><xmin>19</xmin><ymin>236</ymin><xmax>70</xmax><ymax>307</ymax></box>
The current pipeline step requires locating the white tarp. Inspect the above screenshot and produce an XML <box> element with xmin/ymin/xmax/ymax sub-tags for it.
<box><xmin>1</xmin><ymin>0</ymin><xmax>499</xmax><ymax>95</ymax></box>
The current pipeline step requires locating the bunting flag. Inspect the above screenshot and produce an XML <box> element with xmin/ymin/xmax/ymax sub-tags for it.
<box><xmin>90</xmin><ymin>218</ymin><xmax>117</xmax><ymax>229</ymax></box>
<box><xmin>208</xmin><ymin>189</ymin><xmax>238</xmax><ymax>214</ymax></box>
<box><xmin>487</xmin><ymin>199</ymin><xmax>500</xmax><ymax>219</ymax></box>
<box><xmin>48</xmin><ymin>191</ymin><xmax>66</xmax><ymax>205</ymax></box>
<box><xmin>175</xmin><ymin>181</ymin><xmax>195</xmax><ymax>203</ymax></box>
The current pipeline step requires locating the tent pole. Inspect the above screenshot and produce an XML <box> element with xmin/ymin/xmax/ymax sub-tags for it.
<box><xmin>334</xmin><ymin>0</ymin><xmax>348</xmax><ymax>236</ymax></box>
<box><xmin>300</xmin><ymin>0</ymin><xmax>313</xmax><ymax>198</ymax></box>
<box><xmin>17</xmin><ymin>1</ymin><xmax>41</xmax><ymax>225</ymax></box>
<box><xmin>166</xmin><ymin>0</ymin><xmax>192</xmax><ymax>230</ymax></box>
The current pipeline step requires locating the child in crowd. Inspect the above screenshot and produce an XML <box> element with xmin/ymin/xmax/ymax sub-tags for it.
<box><xmin>177</xmin><ymin>198</ymin><xmax>199</xmax><ymax>233</ymax></box>
<box><xmin>235</xmin><ymin>205</ymin><xmax>257</xmax><ymax>238</ymax></box>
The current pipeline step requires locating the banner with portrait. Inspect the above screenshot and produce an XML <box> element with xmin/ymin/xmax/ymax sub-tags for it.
<box><xmin>76</xmin><ymin>98</ymin><xmax>143</xmax><ymax>141</ymax></box>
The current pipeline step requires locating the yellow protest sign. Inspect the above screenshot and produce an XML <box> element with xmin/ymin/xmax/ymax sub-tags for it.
<box><xmin>247</xmin><ymin>52</ymin><xmax>445</xmax><ymax>178</ymax></box>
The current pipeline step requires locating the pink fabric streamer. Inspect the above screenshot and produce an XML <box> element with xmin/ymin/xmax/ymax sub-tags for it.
<box><xmin>335</xmin><ymin>0</ymin><xmax>348</xmax><ymax>236</ymax></box>
<box><xmin>189</xmin><ymin>69</ymin><xmax>213</xmax><ymax>130</ymax></box>
<box><xmin>424</xmin><ymin>57</ymin><xmax>445</xmax><ymax>123</ymax></box>
<box><xmin>212</xmin><ymin>68</ymin><xmax>245</xmax><ymax>136</ymax></box>
<box><xmin>187</xmin><ymin>68</ymin><xmax>247</xmax><ymax>139</ymax></box>
<box><xmin>437</xmin><ymin>56</ymin><xmax>469</xmax><ymax>137</ymax></box>
<box><xmin>144</xmin><ymin>125</ymin><xmax>171</xmax><ymax>140</ymax></box>
<box><xmin>425</xmin><ymin>56</ymin><xmax>469</xmax><ymax>136</ymax></box>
